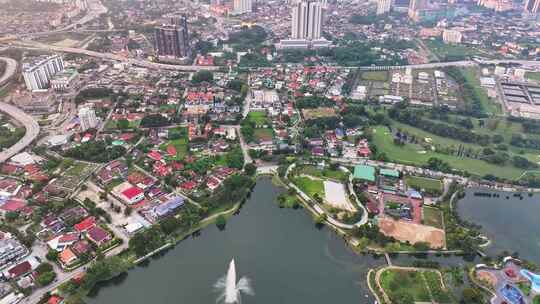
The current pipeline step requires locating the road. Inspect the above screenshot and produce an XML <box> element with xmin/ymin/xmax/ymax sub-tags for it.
<box><xmin>233</xmin><ymin>125</ymin><xmax>253</xmax><ymax>165</ymax></box>
<box><xmin>0</xmin><ymin>56</ymin><xmax>17</xmax><ymax>86</ymax></box>
<box><xmin>12</xmin><ymin>40</ymin><xmax>220</xmax><ymax>72</ymax></box>
<box><xmin>0</xmin><ymin>102</ymin><xmax>40</xmax><ymax>164</ymax></box>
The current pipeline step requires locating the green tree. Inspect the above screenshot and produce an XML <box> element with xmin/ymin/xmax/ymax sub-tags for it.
<box><xmin>216</xmin><ymin>215</ymin><xmax>227</xmax><ymax>230</ymax></box>
<box><xmin>46</xmin><ymin>249</ymin><xmax>59</xmax><ymax>261</ymax></box>
<box><xmin>244</xmin><ymin>163</ymin><xmax>257</xmax><ymax>176</ymax></box>
<box><xmin>117</xmin><ymin>119</ymin><xmax>130</xmax><ymax>129</ymax></box>
<box><xmin>36</xmin><ymin>272</ymin><xmax>56</xmax><ymax>286</ymax></box>
<box><xmin>192</xmin><ymin>71</ymin><xmax>214</xmax><ymax>84</ymax></box>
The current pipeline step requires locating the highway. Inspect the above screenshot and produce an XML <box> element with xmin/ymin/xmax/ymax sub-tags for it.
<box><xmin>0</xmin><ymin>102</ymin><xmax>41</xmax><ymax>163</ymax></box>
<box><xmin>12</xmin><ymin>41</ymin><xmax>220</xmax><ymax>72</ymax></box>
<box><xmin>0</xmin><ymin>56</ymin><xmax>17</xmax><ymax>86</ymax></box>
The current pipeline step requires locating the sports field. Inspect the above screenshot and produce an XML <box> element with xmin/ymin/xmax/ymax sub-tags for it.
<box><xmin>405</xmin><ymin>176</ymin><xmax>443</xmax><ymax>194</ymax></box>
<box><xmin>292</xmin><ymin>176</ymin><xmax>324</xmax><ymax>199</ymax></box>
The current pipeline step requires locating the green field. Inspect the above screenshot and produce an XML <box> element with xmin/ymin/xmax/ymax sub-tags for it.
<box><xmin>361</xmin><ymin>71</ymin><xmax>388</xmax><ymax>81</ymax></box>
<box><xmin>526</xmin><ymin>72</ymin><xmax>540</xmax><ymax>82</ymax></box>
<box><xmin>423</xmin><ymin>207</ymin><xmax>444</xmax><ymax>229</ymax></box>
<box><xmin>372</xmin><ymin>125</ymin><xmax>527</xmax><ymax>180</ymax></box>
<box><xmin>65</xmin><ymin>162</ymin><xmax>89</xmax><ymax>176</ymax></box>
<box><xmin>380</xmin><ymin>269</ymin><xmax>431</xmax><ymax>302</ymax></box>
<box><xmin>292</xmin><ymin>176</ymin><xmax>324</xmax><ymax>199</ymax></box>
<box><xmin>297</xmin><ymin>165</ymin><xmax>349</xmax><ymax>182</ymax></box>
<box><xmin>424</xmin><ymin>39</ymin><xmax>483</xmax><ymax>61</ymax></box>
<box><xmin>405</xmin><ymin>176</ymin><xmax>443</xmax><ymax>194</ymax></box>
<box><xmin>247</xmin><ymin>111</ymin><xmax>270</xmax><ymax>126</ymax></box>
<box><xmin>160</xmin><ymin>138</ymin><xmax>188</xmax><ymax>160</ymax></box>
<box><xmin>105</xmin><ymin>119</ymin><xmax>141</xmax><ymax>130</ymax></box>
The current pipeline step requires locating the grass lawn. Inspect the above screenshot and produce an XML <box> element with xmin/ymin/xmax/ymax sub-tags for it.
<box><xmin>380</xmin><ymin>269</ymin><xmax>431</xmax><ymax>302</ymax></box>
<box><xmin>292</xmin><ymin>176</ymin><xmax>324</xmax><ymax>199</ymax></box>
<box><xmin>372</xmin><ymin>125</ymin><xmax>527</xmax><ymax>180</ymax></box>
<box><xmin>526</xmin><ymin>72</ymin><xmax>540</xmax><ymax>82</ymax></box>
<box><xmin>298</xmin><ymin>165</ymin><xmax>349</xmax><ymax>182</ymax></box>
<box><xmin>461</xmin><ymin>68</ymin><xmax>501</xmax><ymax>115</ymax></box>
<box><xmin>160</xmin><ymin>138</ymin><xmax>188</xmax><ymax>160</ymax></box>
<box><xmin>254</xmin><ymin>128</ymin><xmax>273</xmax><ymax>142</ymax></box>
<box><xmin>534</xmin><ymin>295</ymin><xmax>540</xmax><ymax>304</ymax></box>
<box><xmin>105</xmin><ymin>119</ymin><xmax>140</xmax><ymax>130</ymax></box>
<box><xmin>65</xmin><ymin>162</ymin><xmax>88</xmax><ymax>176</ymax></box>
<box><xmin>361</xmin><ymin>71</ymin><xmax>388</xmax><ymax>81</ymax></box>
<box><xmin>424</xmin><ymin>39</ymin><xmax>483</xmax><ymax>60</ymax></box>
<box><xmin>405</xmin><ymin>175</ymin><xmax>443</xmax><ymax>193</ymax></box>
<box><xmin>247</xmin><ymin>111</ymin><xmax>270</xmax><ymax>126</ymax></box>
<box><xmin>423</xmin><ymin>207</ymin><xmax>444</xmax><ymax>229</ymax></box>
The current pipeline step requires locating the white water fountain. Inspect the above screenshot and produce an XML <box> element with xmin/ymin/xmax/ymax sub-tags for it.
<box><xmin>215</xmin><ymin>259</ymin><xmax>253</xmax><ymax>303</ymax></box>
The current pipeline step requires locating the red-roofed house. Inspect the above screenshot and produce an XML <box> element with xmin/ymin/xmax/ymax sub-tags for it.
<box><xmin>48</xmin><ymin>295</ymin><xmax>64</xmax><ymax>304</ymax></box>
<box><xmin>153</xmin><ymin>162</ymin><xmax>172</xmax><ymax>177</ymax></box>
<box><xmin>121</xmin><ymin>187</ymin><xmax>144</xmax><ymax>205</ymax></box>
<box><xmin>59</xmin><ymin>248</ymin><xmax>78</xmax><ymax>266</ymax></box>
<box><xmin>74</xmin><ymin>217</ymin><xmax>96</xmax><ymax>233</ymax></box>
<box><xmin>7</xmin><ymin>261</ymin><xmax>32</xmax><ymax>278</ymax></box>
<box><xmin>206</xmin><ymin>176</ymin><xmax>221</xmax><ymax>191</ymax></box>
<box><xmin>0</xmin><ymin>199</ymin><xmax>26</xmax><ymax>215</ymax></box>
<box><xmin>167</xmin><ymin>144</ymin><xmax>177</xmax><ymax>157</ymax></box>
<box><xmin>180</xmin><ymin>181</ymin><xmax>198</xmax><ymax>192</ymax></box>
<box><xmin>147</xmin><ymin>150</ymin><xmax>162</xmax><ymax>161</ymax></box>
<box><xmin>86</xmin><ymin>226</ymin><xmax>112</xmax><ymax>246</ymax></box>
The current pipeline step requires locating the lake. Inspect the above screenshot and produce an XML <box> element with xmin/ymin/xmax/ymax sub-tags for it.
<box><xmin>457</xmin><ymin>188</ymin><xmax>540</xmax><ymax>264</ymax></box>
<box><xmin>86</xmin><ymin>177</ymin><xmax>385</xmax><ymax>304</ymax></box>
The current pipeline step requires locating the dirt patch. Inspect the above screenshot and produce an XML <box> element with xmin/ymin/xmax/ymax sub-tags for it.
<box><xmin>476</xmin><ymin>270</ymin><xmax>498</xmax><ymax>287</ymax></box>
<box><xmin>379</xmin><ymin>217</ymin><xmax>445</xmax><ymax>249</ymax></box>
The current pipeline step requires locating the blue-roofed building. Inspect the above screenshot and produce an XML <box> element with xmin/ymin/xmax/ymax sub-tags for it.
<box><xmin>153</xmin><ymin>196</ymin><xmax>185</xmax><ymax>218</ymax></box>
<box><xmin>335</xmin><ymin>128</ymin><xmax>344</xmax><ymax>139</ymax></box>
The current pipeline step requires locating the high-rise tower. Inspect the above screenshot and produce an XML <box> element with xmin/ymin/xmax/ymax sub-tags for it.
<box><xmin>524</xmin><ymin>0</ymin><xmax>540</xmax><ymax>14</ymax></box>
<box><xmin>377</xmin><ymin>0</ymin><xmax>392</xmax><ymax>15</ymax></box>
<box><xmin>233</xmin><ymin>0</ymin><xmax>252</xmax><ymax>14</ymax></box>
<box><xmin>154</xmin><ymin>15</ymin><xmax>190</xmax><ymax>58</ymax></box>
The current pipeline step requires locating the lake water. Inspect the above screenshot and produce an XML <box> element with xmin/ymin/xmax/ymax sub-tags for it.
<box><xmin>86</xmin><ymin>177</ymin><xmax>385</xmax><ymax>304</ymax></box>
<box><xmin>457</xmin><ymin>188</ymin><xmax>540</xmax><ymax>264</ymax></box>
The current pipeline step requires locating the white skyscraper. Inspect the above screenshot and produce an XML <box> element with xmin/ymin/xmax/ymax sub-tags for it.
<box><xmin>277</xmin><ymin>0</ymin><xmax>331</xmax><ymax>49</ymax></box>
<box><xmin>377</xmin><ymin>0</ymin><xmax>392</xmax><ymax>15</ymax></box>
<box><xmin>291</xmin><ymin>0</ymin><xmax>324</xmax><ymax>40</ymax></box>
<box><xmin>22</xmin><ymin>54</ymin><xmax>64</xmax><ymax>92</ymax></box>
<box><xmin>233</xmin><ymin>0</ymin><xmax>252</xmax><ymax>14</ymax></box>
<box><xmin>78</xmin><ymin>107</ymin><xmax>98</xmax><ymax>131</ymax></box>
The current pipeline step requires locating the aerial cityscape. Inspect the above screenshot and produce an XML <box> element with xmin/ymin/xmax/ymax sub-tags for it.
<box><xmin>0</xmin><ymin>0</ymin><xmax>539</xmax><ymax>303</ymax></box>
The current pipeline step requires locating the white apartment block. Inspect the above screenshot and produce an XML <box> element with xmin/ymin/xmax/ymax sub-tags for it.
<box><xmin>22</xmin><ymin>54</ymin><xmax>64</xmax><ymax>92</ymax></box>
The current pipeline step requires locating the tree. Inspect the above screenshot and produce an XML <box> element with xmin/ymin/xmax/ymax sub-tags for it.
<box><xmin>140</xmin><ymin>114</ymin><xmax>169</xmax><ymax>128</ymax></box>
<box><xmin>117</xmin><ymin>119</ymin><xmax>130</xmax><ymax>129</ymax></box>
<box><xmin>461</xmin><ymin>288</ymin><xmax>482</xmax><ymax>304</ymax></box>
<box><xmin>192</xmin><ymin>71</ymin><xmax>213</xmax><ymax>84</ymax></box>
<box><xmin>46</xmin><ymin>249</ymin><xmax>58</xmax><ymax>261</ymax></box>
<box><xmin>124</xmin><ymin>206</ymin><xmax>132</xmax><ymax>216</ymax></box>
<box><xmin>37</xmin><ymin>271</ymin><xmax>56</xmax><ymax>286</ymax></box>
<box><xmin>5</xmin><ymin>211</ymin><xmax>19</xmax><ymax>222</ymax></box>
<box><xmin>215</xmin><ymin>215</ymin><xmax>227</xmax><ymax>230</ymax></box>
<box><xmin>244</xmin><ymin>163</ymin><xmax>257</xmax><ymax>176</ymax></box>
<box><xmin>225</xmin><ymin>148</ymin><xmax>244</xmax><ymax>169</ymax></box>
